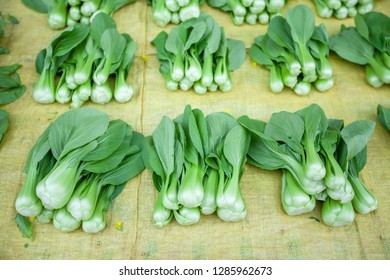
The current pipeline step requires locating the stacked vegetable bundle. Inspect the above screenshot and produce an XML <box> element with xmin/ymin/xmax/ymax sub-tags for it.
<box><xmin>330</xmin><ymin>11</ymin><xmax>390</xmax><ymax>88</ymax></box>
<box><xmin>1</xmin><ymin>13</ymin><xmax>25</xmax><ymax>144</ymax></box>
<box><xmin>250</xmin><ymin>5</ymin><xmax>334</xmax><ymax>95</ymax></box>
<box><xmin>15</xmin><ymin>108</ymin><xmax>145</xmax><ymax>237</ymax></box>
<box><xmin>149</xmin><ymin>0</ymin><xmax>204</xmax><ymax>27</ymax></box>
<box><xmin>207</xmin><ymin>0</ymin><xmax>288</xmax><ymax>25</ymax></box>
<box><xmin>22</xmin><ymin>0</ymin><xmax>136</xmax><ymax>29</ymax></box>
<box><xmin>312</xmin><ymin>0</ymin><xmax>374</xmax><ymax>19</ymax></box>
<box><xmin>143</xmin><ymin>105</ymin><xmax>250</xmax><ymax>227</ymax></box>
<box><xmin>239</xmin><ymin>103</ymin><xmax>378</xmax><ymax>227</ymax></box>
<box><xmin>33</xmin><ymin>13</ymin><xmax>136</xmax><ymax>108</ymax></box>
<box><xmin>152</xmin><ymin>13</ymin><xmax>246</xmax><ymax>94</ymax></box>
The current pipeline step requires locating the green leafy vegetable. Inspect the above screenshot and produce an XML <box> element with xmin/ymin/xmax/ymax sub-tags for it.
<box><xmin>16</xmin><ymin>214</ymin><xmax>34</xmax><ymax>240</ymax></box>
<box><xmin>144</xmin><ymin>105</ymin><xmax>250</xmax><ymax>227</ymax></box>
<box><xmin>82</xmin><ymin>184</ymin><xmax>126</xmax><ymax>233</ymax></box>
<box><xmin>33</xmin><ymin>13</ymin><xmax>137</xmax><ymax>107</ymax></box>
<box><xmin>286</xmin><ymin>4</ymin><xmax>316</xmax><ymax>76</ymax></box>
<box><xmin>330</xmin><ymin>11</ymin><xmax>390</xmax><ymax>88</ymax></box>
<box><xmin>0</xmin><ymin>14</ymin><xmax>25</xmax><ymax>145</ymax></box>
<box><xmin>296</xmin><ymin>104</ymin><xmax>328</xmax><ymax>182</ymax></box>
<box><xmin>21</xmin><ymin>0</ymin><xmax>50</xmax><ymax>13</ymax></box>
<box><xmin>250</xmin><ymin>5</ymin><xmax>334</xmax><ymax>95</ymax></box>
<box><xmin>216</xmin><ymin>124</ymin><xmax>250</xmax><ymax>222</ymax></box>
<box><xmin>281</xmin><ymin>169</ymin><xmax>316</xmax><ymax>216</ymax></box>
<box><xmin>49</xmin><ymin>109</ymin><xmax>109</xmax><ymax>160</ymax></box>
<box><xmin>0</xmin><ymin>15</ymin><xmax>26</xmax><ymax>103</ymax></box>
<box><xmin>53</xmin><ymin>206</ymin><xmax>81</xmax><ymax>232</ymax></box>
<box><xmin>36</xmin><ymin>208</ymin><xmax>54</xmax><ymax>223</ymax></box>
<box><xmin>152</xmin><ymin>13</ymin><xmax>246</xmax><ymax>94</ymax></box>
<box><xmin>348</xmin><ymin>148</ymin><xmax>377</xmax><ymax>214</ymax></box>
<box><xmin>90</xmin><ymin>13</ymin><xmax>126</xmax><ymax>85</ymax></box>
<box><xmin>15</xmin><ymin>108</ymin><xmax>145</xmax><ymax>238</ymax></box>
<box><xmin>47</xmin><ymin>0</ymin><xmax>68</xmax><ymax>29</ymax></box>
<box><xmin>239</xmin><ymin>103</ymin><xmax>377</xmax><ymax>227</ymax></box>
<box><xmin>339</xmin><ymin>120</ymin><xmax>376</xmax><ymax>161</ymax></box>
<box><xmin>322</xmin><ymin>198</ymin><xmax>355</xmax><ymax>227</ymax></box>
<box><xmin>15</xmin><ymin>130</ymin><xmax>53</xmax><ymax>217</ymax></box>
<box><xmin>174</xmin><ymin>206</ymin><xmax>201</xmax><ymax>225</ymax></box>
<box><xmin>114</xmin><ymin>34</ymin><xmax>136</xmax><ymax>103</ymax></box>
<box><xmin>153</xmin><ymin>189</ymin><xmax>174</xmax><ymax>228</ymax></box>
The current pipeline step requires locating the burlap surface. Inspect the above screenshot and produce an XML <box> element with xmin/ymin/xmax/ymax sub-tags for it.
<box><xmin>0</xmin><ymin>0</ymin><xmax>389</xmax><ymax>259</ymax></box>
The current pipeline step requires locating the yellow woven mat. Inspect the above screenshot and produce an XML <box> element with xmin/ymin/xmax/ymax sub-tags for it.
<box><xmin>0</xmin><ymin>0</ymin><xmax>389</xmax><ymax>260</ymax></box>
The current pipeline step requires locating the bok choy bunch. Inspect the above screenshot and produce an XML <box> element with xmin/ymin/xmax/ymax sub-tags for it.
<box><xmin>152</xmin><ymin>13</ymin><xmax>246</xmax><ymax>94</ymax></box>
<box><xmin>312</xmin><ymin>0</ymin><xmax>375</xmax><ymax>19</ymax></box>
<box><xmin>330</xmin><ymin>11</ymin><xmax>390</xmax><ymax>88</ymax></box>
<box><xmin>207</xmin><ymin>0</ymin><xmax>288</xmax><ymax>25</ymax></box>
<box><xmin>249</xmin><ymin>5</ymin><xmax>334</xmax><ymax>95</ymax></box>
<box><xmin>238</xmin><ymin>103</ymin><xmax>378</xmax><ymax>227</ymax></box>
<box><xmin>15</xmin><ymin>108</ymin><xmax>145</xmax><ymax>238</ymax></box>
<box><xmin>142</xmin><ymin>105</ymin><xmax>250</xmax><ymax>227</ymax></box>
<box><xmin>33</xmin><ymin>13</ymin><xmax>137</xmax><ymax>107</ymax></box>
<box><xmin>148</xmin><ymin>0</ymin><xmax>205</xmax><ymax>27</ymax></box>
<box><xmin>22</xmin><ymin>0</ymin><xmax>136</xmax><ymax>29</ymax></box>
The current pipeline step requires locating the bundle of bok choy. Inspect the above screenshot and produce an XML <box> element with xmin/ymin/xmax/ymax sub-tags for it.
<box><xmin>33</xmin><ymin>13</ymin><xmax>137</xmax><ymax>107</ymax></box>
<box><xmin>152</xmin><ymin>13</ymin><xmax>246</xmax><ymax>94</ymax></box>
<box><xmin>249</xmin><ymin>5</ymin><xmax>334</xmax><ymax>95</ymax></box>
<box><xmin>15</xmin><ymin>108</ymin><xmax>145</xmax><ymax>238</ymax></box>
<box><xmin>330</xmin><ymin>11</ymin><xmax>390</xmax><ymax>88</ymax></box>
<box><xmin>239</xmin><ymin>103</ymin><xmax>378</xmax><ymax>227</ymax></box>
<box><xmin>143</xmin><ymin>105</ymin><xmax>250</xmax><ymax>227</ymax></box>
